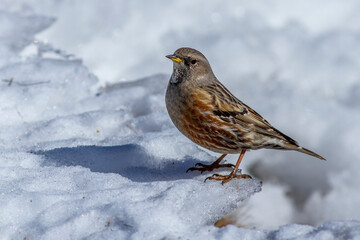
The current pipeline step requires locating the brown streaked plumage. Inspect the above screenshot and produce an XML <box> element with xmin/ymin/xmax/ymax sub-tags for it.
<box><xmin>165</xmin><ymin>47</ymin><xmax>325</xmax><ymax>184</ymax></box>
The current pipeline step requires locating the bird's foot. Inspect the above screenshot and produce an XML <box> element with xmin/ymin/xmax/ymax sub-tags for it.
<box><xmin>204</xmin><ymin>173</ymin><xmax>252</xmax><ymax>184</ymax></box>
<box><xmin>186</xmin><ymin>162</ymin><xmax>235</xmax><ymax>174</ymax></box>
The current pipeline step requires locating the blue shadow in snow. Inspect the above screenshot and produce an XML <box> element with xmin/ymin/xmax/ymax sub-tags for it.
<box><xmin>35</xmin><ymin>144</ymin><xmax>210</xmax><ymax>182</ymax></box>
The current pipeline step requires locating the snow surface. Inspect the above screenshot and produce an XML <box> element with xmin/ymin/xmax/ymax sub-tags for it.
<box><xmin>1</xmin><ymin>1</ymin><xmax>360</xmax><ymax>239</ymax></box>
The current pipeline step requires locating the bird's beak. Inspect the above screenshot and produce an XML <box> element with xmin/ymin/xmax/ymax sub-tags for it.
<box><xmin>166</xmin><ymin>54</ymin><xmax>182</xmax><ymax>63</ymax></box>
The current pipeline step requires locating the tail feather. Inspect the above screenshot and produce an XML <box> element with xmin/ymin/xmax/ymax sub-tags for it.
<box><xmin>296</xmin><ymin>147</ymin><xmax>326</xmax><ymax>160</ymax></box>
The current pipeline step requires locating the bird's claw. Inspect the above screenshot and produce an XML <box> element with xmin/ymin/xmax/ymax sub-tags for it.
<box><xmin>204</xmin><ymin>173</ymin><xmax>252</xmax><ymax>184</ymax></box>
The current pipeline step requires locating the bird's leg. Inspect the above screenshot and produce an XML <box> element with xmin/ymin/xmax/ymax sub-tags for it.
<box><xmin>186</xmin><ymin>154</ymin><xmax>234</xmax><ymax>173</ymax></box>
<box><xmin>205</xmin><ymin>150</ymin><xmax>252</xmax><ymax>184</ymax></box>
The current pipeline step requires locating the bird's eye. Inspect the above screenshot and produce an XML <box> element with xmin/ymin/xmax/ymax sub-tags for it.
<box><xmin>191</xmin><ymin>59</ymin><xmax>197</xmax><ymax>65</ymax></box>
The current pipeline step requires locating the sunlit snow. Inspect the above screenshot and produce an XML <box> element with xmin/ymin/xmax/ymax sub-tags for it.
<box><xmin>1</xmin><ymin>1</ymin><xmax>360</xmax><ymax>239</ymax></box>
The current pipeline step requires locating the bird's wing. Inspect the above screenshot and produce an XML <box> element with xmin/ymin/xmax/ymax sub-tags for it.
<box><xmin>199</xmin><ymin>82</ymin><xmax>299</xmax><ymax>146</ymax></box>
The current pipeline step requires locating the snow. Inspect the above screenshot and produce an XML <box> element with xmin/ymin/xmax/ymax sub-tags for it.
<box><xmin>1</xmin><ymin>1</ymin><xmax>360</xmax><ymax>239</ymax></box>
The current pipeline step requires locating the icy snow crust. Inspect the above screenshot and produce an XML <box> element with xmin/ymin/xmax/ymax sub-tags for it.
<box><xmin>0</xmin><ymin>10</ymin><xmax>263</xmax><ymax>240</ymax></box>
<box><xmin>1</xmin><ymin>1</ymin><xmax>360</xmax><ymax>239</ymax></box>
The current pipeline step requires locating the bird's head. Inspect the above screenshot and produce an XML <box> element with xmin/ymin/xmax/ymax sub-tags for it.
<box><xmin>166</xmin><ymin>47</ymin><xmax>214</xmax><ymax>85</ymax></box>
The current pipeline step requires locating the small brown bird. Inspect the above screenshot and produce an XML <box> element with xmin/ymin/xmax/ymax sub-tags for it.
<box><xmin>165</xmin><ymin>47</ymin><xmax>325</xmax><ymax>184</ymax></box>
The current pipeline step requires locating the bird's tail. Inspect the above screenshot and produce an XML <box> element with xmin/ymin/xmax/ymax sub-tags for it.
<box><xmin>296</xmin><ymin>147</ymin><xmax>326</xmax><ymax>160</ymax></box>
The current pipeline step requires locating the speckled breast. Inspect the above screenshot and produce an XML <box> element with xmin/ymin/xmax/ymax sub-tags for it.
<box><xmin>166</xmin><ymin>83</ymin><xmax>243</xmax><ymax>154</ymax></box>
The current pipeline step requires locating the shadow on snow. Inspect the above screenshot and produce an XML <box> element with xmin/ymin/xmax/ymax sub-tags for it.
<box><xmin>35</xmin><ymin>144</ymin><xmax>210</xmax><ymax>182</ymax></box>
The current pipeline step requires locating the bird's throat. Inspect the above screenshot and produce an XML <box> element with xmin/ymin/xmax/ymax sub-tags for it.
<box><xmin>170</xmin><ymin>68</ymin><xmax>188</xmax><ymax>85</ymax></box>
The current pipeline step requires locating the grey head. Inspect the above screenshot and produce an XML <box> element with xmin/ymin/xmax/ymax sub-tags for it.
<box><xmin>166</xmin><ymin>47</ymin><xmax>216</xmax><ymax>86</ymax></box>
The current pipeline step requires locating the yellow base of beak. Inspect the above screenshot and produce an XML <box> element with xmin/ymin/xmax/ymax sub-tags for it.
<box><xmin>166</xmin><ymin>55</ymin><xmax>182</xmax><ymax>63</ymax></box>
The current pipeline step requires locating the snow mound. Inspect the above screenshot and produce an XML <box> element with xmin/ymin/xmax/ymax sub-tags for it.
<box><xmin>1</xmin><ymin>1</ymin><xmax>360</xmax><ymax>239</ymax></box>
<box><xmin>0</xmin><ymin>10</ymin><xmax>263</xmax><ymax>240</ymax></box>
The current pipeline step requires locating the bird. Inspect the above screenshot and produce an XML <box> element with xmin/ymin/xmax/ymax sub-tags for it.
<box><xmin>165</xmin><ymin>47</ymin><xmax>325</xmax><ymax>184</ymax></box>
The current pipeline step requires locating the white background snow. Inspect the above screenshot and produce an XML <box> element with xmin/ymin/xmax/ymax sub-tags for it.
<box><xmin>1</xmin><ymin>0</ymin><xmax>360</xmax><ymax>239</ymax></box>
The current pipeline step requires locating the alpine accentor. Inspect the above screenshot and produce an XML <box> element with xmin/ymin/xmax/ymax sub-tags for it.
<box><xmin>165</xmin><ymin>47</ymin><xmax>325</xmax><ymax>184</ymax></box>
